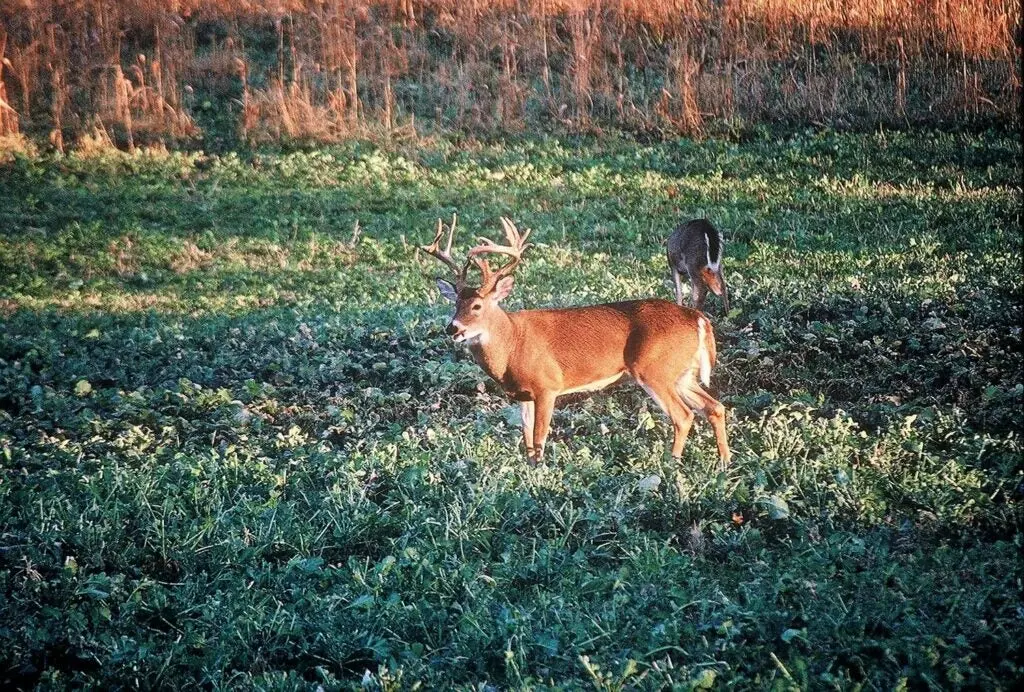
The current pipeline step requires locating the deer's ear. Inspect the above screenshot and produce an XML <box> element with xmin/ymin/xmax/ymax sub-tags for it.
<box><xmin>436</xmin><ymin>279</ymin><xmax>458</xmax><ymax>302</ymax></box>
<box><xmin>492</xmin><ymin>276</ymin><xmax>515</xmax><ymax>302</ymax></box>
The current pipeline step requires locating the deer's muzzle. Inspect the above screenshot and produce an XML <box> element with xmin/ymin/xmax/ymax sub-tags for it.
<box><xmin>446</xmin><ymin>320</ymin><xmax>464</xmax><ymax>341</ymax></box>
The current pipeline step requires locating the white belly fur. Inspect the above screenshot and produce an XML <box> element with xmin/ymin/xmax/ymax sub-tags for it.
<box><xmin>559</xmin><ymin>371</ymin><xmax>627</xmax><ymax>397</ymax></box>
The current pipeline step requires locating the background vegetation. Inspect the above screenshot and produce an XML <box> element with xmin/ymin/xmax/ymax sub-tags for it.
<box><xmin>1</xmin><ymin>1</ymin><xmax>1021</xmax><ymax>688</ymax></box>
<box><xmin>1</xmin><ymin>129</ymin><xmax>1021</xmax><ymax>687</ymax></box>
<box><xmin>0</xmin><ymin>0</ymin><xmax>1021</xmax><ymax>149</ymax></box>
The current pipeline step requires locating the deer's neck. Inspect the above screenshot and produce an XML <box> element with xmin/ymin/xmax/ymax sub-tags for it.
<box><xmin>469</xmin><ymin>310</ymin><xmax>518</xmax><ymax>384</ymax></box>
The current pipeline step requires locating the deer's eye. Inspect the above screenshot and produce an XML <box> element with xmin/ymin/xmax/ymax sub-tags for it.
<box><xmin>471</xmin><ymin>303</ymin><xmax>482</xmax><ymax>312</ymax></box>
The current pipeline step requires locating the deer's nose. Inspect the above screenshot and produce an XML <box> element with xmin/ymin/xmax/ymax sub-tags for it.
<box><xmin>445</xmin><ymin>321</ymin><xmax>461</xmax><ymax>337</ymax></box>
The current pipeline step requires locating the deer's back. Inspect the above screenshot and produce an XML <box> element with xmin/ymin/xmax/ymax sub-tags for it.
<box><xmin>667</xmin><ymin>219</ymin><xmax>718</xmax><ymax>270</ymax></box>
<box><xmin>512</xmin><ymin>299</ymin><xmax>705</xmax><ymax>363</ymax></box>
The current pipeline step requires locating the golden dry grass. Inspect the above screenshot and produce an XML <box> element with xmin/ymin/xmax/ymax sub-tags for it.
<box><xmin>0</xmin><ymin>1</ymin><xmax>1019</xmax><ymax>144</ymax></box>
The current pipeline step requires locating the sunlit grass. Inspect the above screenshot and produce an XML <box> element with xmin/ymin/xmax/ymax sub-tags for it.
<box><xmin>0</xmin><ymin>130</ymin><xmax>1021</xmax><ymax>688</ymax></box>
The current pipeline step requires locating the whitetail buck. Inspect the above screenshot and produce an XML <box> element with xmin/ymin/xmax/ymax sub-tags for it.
<box><xmin>422</xmin><ymin>216</ymin><xmax>731</xmax><ymax>466</ymax></box>
<box><xmin>667</xmin><ymin>218</ymin><xmax>730</xmax><ymax>314</ymax></box>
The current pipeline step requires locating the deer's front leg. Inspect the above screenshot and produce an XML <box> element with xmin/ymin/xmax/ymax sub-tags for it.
<box><xmin>672</xmin><ymin>268</ymin><xmax>685</xmax><ymax>307</ymax></box>
<box><xmin>520</xmin><ymin>400</ymin><xmax>536</xmax><ymax>461</ymax></box>
<box><xmin>690</xmin><ymin>276</ymin><xmax>708</xmax><ymax>312</ymax></box>
<box><xmin>531</xmin><ymin>391</ymin><xmax>556</xmax><ymax>463</ymax></box>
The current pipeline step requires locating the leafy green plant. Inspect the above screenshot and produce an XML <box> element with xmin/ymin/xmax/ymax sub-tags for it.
<box><xmin>0</xmin><ymin>130</ymin><xmax>1021</xmax><ymax>688</ymax></box>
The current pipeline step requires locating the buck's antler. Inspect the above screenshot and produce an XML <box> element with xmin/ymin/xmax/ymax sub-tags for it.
<box><xmin>421</xmin><ymin>214</ymin><xmax>470</xmax><ymax>288</ymax></box>
<box><xmin>468</xmin><ymin>217</ymin><xmax>532</xmax><ymax>291</ymax></box>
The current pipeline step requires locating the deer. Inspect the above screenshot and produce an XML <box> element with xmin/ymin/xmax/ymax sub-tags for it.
<box><xmin>667</xmin><ymin>218</ymin><xmax>730</xmax><ymax>314</ymax></box>
<box><xmin>421</xmin><ymin>215</ymin><xmax>732</xmax><ymax>467</ymax></box>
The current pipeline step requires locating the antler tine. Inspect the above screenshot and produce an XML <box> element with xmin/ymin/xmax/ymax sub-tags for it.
<box><xmin>470</xmin><ymin>218</ymin><xmax>532</xmax><ymax>259</ymax></box>
<box><xmin>467</xmin><ymin>217</ymin><xmax>533</xmax><ymax>290</ymax></box>
<box><xmin>445</xmin><ymin>213</ymin><xmax>457</xmax><ymax>255</ymax></box>
<box><xmin>468</xmin><ymin>237</ymin><xmax>524</xmax><ymax>263</ymax></box>
<box><xmin>500</xmin><ymin>216</ymin><xmax>531</xmax><ymax>248</ymax></box>
<box><xmin>473</xmin><ymin>255</ymin><xmax>495</xmax><ymax>288</ymax></box>
<box><xmin>421</xmin><ymin>216</ymin><xmax>467</xmax><ymax>285</ymax></box>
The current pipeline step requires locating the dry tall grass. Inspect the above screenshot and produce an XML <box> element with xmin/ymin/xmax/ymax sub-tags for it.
<box><xmin>0</xmin><ymin>0</ymin><xmax>1019</xmax><ymax>145</ymax></box>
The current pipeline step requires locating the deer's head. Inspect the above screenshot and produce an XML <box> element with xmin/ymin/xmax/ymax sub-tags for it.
<box><xmin>700</xmin><ymin>266</ymin><xmax>725</xmax><ymax>296</ymax></box>
<box><xmin>422</xmin><ymin>216</ymin><xmax>531</xmax><ymax>344</ymax></box>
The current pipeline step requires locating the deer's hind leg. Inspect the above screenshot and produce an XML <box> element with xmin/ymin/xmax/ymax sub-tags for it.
<box><xmin>677</xmin><ymin>370</ymin><xmax>731</xmax><ymax>467</ymax></box>
<box><xmin>632</xmin><ymin>358</ymin><xmax>697</xmax><ymax>459</ymax></box>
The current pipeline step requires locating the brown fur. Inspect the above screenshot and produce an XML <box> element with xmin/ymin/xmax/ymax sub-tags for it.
<box><xmin>430</xmin><ymin>217</ymin><xmax>731</xmax><ymax>466</ymax></box>
<box><xmin>442</xmin><ymin>288</ymin><xmax>731</xmax><ymax>465</ymax></box>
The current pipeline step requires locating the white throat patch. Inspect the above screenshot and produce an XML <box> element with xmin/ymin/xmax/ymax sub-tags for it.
<box><xmin>453</xmin><ymin>328</ymin><xmax>489</xmax><ymax>346</ymax></box>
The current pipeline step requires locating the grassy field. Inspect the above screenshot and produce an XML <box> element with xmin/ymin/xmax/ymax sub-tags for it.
<box><xmin>0</xmin><ymin>130</ymin><xmax>1022</xmax><ymax>688</ymax></box>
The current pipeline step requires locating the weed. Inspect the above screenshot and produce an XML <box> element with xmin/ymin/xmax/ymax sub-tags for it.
<box><xmin>0</xmin><ymin>130</ymin><xmax>1021</xmax><ymax>688</ymax></box>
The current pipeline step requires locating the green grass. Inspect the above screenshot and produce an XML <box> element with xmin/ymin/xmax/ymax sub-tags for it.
<box><xmin>0</xmin><ymin>130</ymin><xmax>1021</xmax><ymax>689</ymax></box>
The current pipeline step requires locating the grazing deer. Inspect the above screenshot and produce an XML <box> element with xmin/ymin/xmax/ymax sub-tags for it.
<box><xmin>667</xmin><ymin>218</ymin><xmax>730</xmax><ymax>314</ymax></box>
<box><xmin>422</xmin><ymin>216</ymin><xmax>731</xmax><ymax>466</ymax></box>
